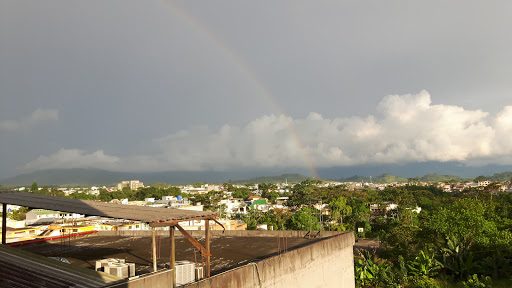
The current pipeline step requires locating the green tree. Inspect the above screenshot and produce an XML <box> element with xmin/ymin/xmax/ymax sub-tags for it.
<box><xmin>9</xmin><ymin>207</ymin><xmax>30</xmax><ymax>221</ymax></box>
<box><xmin>287</xmin><ymin>180</ymin><xmax>315</xmax><ymax>207</ymax></box>
<box><xmin>382</xmin><ymin>222</ymin><xmax>421</xmax><ymax>255</ymax></box>
<box><xmin>407</xmin><ymin>250</ymin><xmax>443</xmax><ymax>278</ymax></box>
<box><xmin>288</xmin><ymin>207</ymin><xmax>322</xmax><ymax>231</ymax></box>
<box><xmin>354</xmin><ymin>249</ymin><xmax>396</xmax><ymax>288</ymax></box>
<box><xmin>329</xmin><ymin>196</ymin><xmax>352</xmax><ymax>230</ymax></box>
<box><xmin>232</xmin><ymin>187</ymin><xmax>251</xmax><ymax>200</ymax></box>
<box><xmin>462</xmin><ymin>274</ymin><xmax>492</xmax><ymax>288</ymax></box>
<box><xmin>98</xmin><ymin>189</ymin><xmax>113</xmax><ymax>202</ymax></box>
<box><xmin>69</xmin><ymin>193</ymin><xmax>96</xmax><ymax>200</ymax></box>
<box><xmin>40</xmin><ymin>185</ymin><xmax>49</xmax><ymax>195</ymax></box>
<box><xmin>31</xmin><ymin>181</ymin><xmax>38</xmax><ymax>193</ymax></box>
<box><xmin>50</xmin><ymin>187</ymin><xmax>64</xmax><ymax>197</ymax></box>
<box><xmin>345</xmin><ymin>198</ymin><xmax>371</xmax><ymax>231</ymax></box>
<box><xmin>263</xmin><ymin>208</ymin><xmax>293</xmax><ymax>230</ymax></box>
<box><xmin>240</xmin><ymin>209</ymin><xmax>261</xmax><ymax>230</ymax></box>
<box><xmin>427</xmin><ymin>199</ymin><xmax>508</xmax><ymax>250</ymax></box>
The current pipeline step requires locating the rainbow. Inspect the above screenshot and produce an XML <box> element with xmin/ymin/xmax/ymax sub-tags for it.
<box><xmin>159</xmin><ymin>1</ymin><xmax>319</xmax><ymax>179</ymax></box>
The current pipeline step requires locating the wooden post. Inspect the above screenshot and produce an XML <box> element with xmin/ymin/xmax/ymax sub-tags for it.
<box><xmin>2</xmin><ymin>203</ymin><xmax>7</xmax><ymax>245</ymax></box>
<box><xmin>152</xmin><ymin>226</ymin><xmax>157</xmax><ymax>272</ymax></box>
<box><xmin>205</xmin><ymin>219</ymin><xmax>210</xmax><ymax>277</ymax></box>
<box><xmin>170</xmin><ymin>226</ymin><xmax>176</xmax><ymax>288</ymax></box>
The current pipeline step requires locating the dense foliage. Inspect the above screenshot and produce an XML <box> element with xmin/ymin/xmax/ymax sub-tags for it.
<box><xmin>350</xmin><ymin>184</ymin><xmax>512</xmax><ymax>287</ymax></box>
<box><xmin>12</xmin><ymin>178</ymin><xmax>512</xmax><ymax>286</ymax></box>
<box><xmin>234</xmin><ymin>179</ymin><xmax>512</xmax><ymax>287</ymax></box>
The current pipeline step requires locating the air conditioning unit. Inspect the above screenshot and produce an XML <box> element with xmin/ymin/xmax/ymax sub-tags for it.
<box><xmin>95</xmin><ymin>258</ymin><xmax>135</xmax><ymax>278</ymax></box>
<box><xmin>95</xmin><ymin>258</ymin><xmax>125</xmax><ymax>271</ymax></box>
<box><xmin>175</xmin><ymin>260</ymin><xmax>196</xmax><ymax>286</ymax></box>
<box><xmin>104</xmin><ymin>263</ymin><xmax>129</xmax><ymax>278</ymax></box>
<box><xmin>127</xmin><ymin>262</ymin><xmax>136</xmax><ymax>277</ymax></box>
<box><xmin>195</xmin><ymin>266</ymin><xmax>204</xmax><ymax>281</ymax></box>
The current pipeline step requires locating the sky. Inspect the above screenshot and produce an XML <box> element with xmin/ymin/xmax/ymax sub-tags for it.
<box><xmin>2</xmin><ymin>1</ymin><xmax>512</xmax><ymax>179</ymax></box>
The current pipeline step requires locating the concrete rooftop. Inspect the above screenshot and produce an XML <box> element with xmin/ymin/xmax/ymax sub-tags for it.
<box><xmin>15</xmin><ymin>233</ymin><xmax>322</xmax><ymax>275</ymax></box>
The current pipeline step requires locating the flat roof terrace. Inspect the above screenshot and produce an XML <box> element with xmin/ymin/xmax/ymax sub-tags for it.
<box><xmin>16</xmin><ymin>231</ymin><xmax>324</xmax><ymax>275</ymax></box>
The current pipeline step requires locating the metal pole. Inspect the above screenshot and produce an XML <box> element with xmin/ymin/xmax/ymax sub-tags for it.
<box><xmin>2</xmin><ymin>203</ymin><xmax>7</xmax><ymax>245</ymax></box>
<box><xmin>170</xmin><ymin>226</ymin><xmax>176</xmax><ymax>288</ymax></box>
<box><xmin>319</xmin><ymin>200</ymin><xmax>322</xmax><ymax>232</ymax></box>
<box><xmin>309</xmin><ymin>202</ymin><xmax>312</xmax><ymax>234</ymax></box>
<box><xmin>205</xmin><ymin>219</ymin><xmax>210</xmax><ymax>277</ymax></box>
<box><xmin>152</xmin><ymin>226</ymin><xmax>157</xmax><ymax>272</ymax></box>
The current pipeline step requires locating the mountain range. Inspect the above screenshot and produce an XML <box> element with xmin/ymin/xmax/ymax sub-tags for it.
<box><xmin>2</xmin><ymin>162</ymin><xmax>512</xmax><ymax>187</ymax></box>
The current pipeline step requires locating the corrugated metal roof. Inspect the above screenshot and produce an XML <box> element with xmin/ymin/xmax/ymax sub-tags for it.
<box><xmin>0</xmin><ymin>191</ymin><xmax>216</xmax><ymax>223</ymax></box>
<box><xmin>0</xmin><ymin>244</ymin><xmax>121</xmax><ymax>287</ymax></box>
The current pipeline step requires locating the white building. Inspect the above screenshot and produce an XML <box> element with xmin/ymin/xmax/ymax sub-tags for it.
<box><xmin>117</xmin><ymin>180</ymin><xmax>144</xmax><ymax>191</ymax></box>
<box><xmin>25</xmin><ymin>209</ymin><xmax>85</xmax><ymax>225</ymax></box>
<box><xmin>219</xmin><ymin>199</ymin><xmax>248</xmax><ymax>215</ymax></box>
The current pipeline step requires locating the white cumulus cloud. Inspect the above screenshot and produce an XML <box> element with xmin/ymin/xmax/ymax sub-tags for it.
<box><xmin>150</xmin><ymin>90</ymin><xmax>510</xmax><ymax>170</ymax></box>
<box><xmin>0</xmin><ymin>108</ymin><xmax>59</xmax><ymax>131</ymax></box>
<box><xmin>22</xmin><ymin>91</ymin><xmax>512</xmax><ymax>171</ymax></box>
<box><xmin>23</xmin><ymin>149</ymin><xmax>121</xmax><ymax>171</ymax></box>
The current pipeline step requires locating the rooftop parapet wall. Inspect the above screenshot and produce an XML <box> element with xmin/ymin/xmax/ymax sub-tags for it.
<box><xmin>104</xmin><ymin>269</ymin><xmax>173</xmax><ymax>288</ymax></box>
<box><xmin>183</xmin><ymin>231</ymin><xmax>355</xmax><ymax>288</ymax></box>
<box><xmin>96</xmin><ymin>230</ymin><xmax>343</xmax><ymax>239</ymax></box>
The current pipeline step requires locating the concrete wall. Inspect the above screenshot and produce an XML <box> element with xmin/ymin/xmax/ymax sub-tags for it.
<box><xmin>183</xmin><ymin>232</ymin><xmax>355</xmax><ymax>288</ymax></box>
<box><xmin>97</xmin><ymin>230</ymin><xmax>342</xmax><ymax>239</ymax></box>
<box><xmin>105</xmin><ymin>269</ymin><xmax>172</xmax><ymax>288</ymax></box>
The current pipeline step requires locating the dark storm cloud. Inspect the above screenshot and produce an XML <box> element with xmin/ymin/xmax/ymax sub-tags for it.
<box><xmin>2</xmin><ymin>1</ymin><xmax>512</xmax><ymax>176</ymax></box>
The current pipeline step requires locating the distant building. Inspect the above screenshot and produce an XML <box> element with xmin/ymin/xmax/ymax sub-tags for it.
<box><xmin>178</xmin><ymin>219</ymin><xmax>247</xmax><ymax>231</ymax></box>
<box><xmin>178</xmin><ymin>184</ymin><xmax>222</xmax><ymax>195</ymax></box>
<box><xmin>25</xmin><ymin>209</ymin><xmax>85</xmax><ymax>225</ymax></box>
<box><xmin>117</xmin><ymin>180</ymin><xmax>144</xmax><ymax>191</ymax></box>
<box><xmin>219</xmin><ymin>199</ymin><xmax>248</xmax><ymax>215</ymax></box>
<box><xmin>0</xmin><ymin>204</ymin><xmax>22</xmax><ymax>213</ymax></box>
<box><xmin>478</xmin><ymin>180</ymin><xmax>491</xmax><ymax>187</ymax></box>
<box><xmin>96</xmin><ymin>221</ymin><xmax>149</xmax><ymax>231</ymax></box>
<box><xmin>250</xmin><ymin>199</ymin><xmax>269</xmax><ymax>212</ymax></box>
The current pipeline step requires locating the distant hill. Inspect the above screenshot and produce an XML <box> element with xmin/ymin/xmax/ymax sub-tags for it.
<box><xmin>336</xmin><ymin>174</ymin><xmax>407</xmax><ymax>183</ymax></box>
<box><xmin>232</xmin><ymin>173</ymin><xmax>312</xmax><ymax>184</ymax></box>
<box><xmin>376</xmin><ymin>174</ymin><xmax>407</xmax><ymax>183</ymax></box>
<box><xmin>0</xmin><ymin>168</ymin><xmax>125</xmax><ymax>187</ymax></box>
<box><xmin>488</xmin><ymin>171</ymin><xmax>512</xmax><ymax>182</ymax></box>
<box><xmin>0</xmin><ymin>168</ymin><xmax>311</xmax><ymax>187</ymax></box>
<box><xmin>315</xmin><ymin>162</ymin><xmax>512</xmax><ymax>179</ymax></box>
<box><xmin>3</xmin><ymin>166</ymin><xmax>512</xmax><ymax>188</ymax></box>
<box><xmin>335</xmin><ymin>172</ymin><xmax>512</xmax><ymax>184</ymax></box>
<box><xmin>0</xmin><ymin>168</ymin><xmax>235</xmax><ymax>187</ymax></box>
<box><xmin>418</xmin><ymin>173</ymin><xmax>469</xmax><ymax>183</ymax></box>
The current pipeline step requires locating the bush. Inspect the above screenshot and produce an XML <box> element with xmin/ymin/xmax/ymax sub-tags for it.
<box><xmin>411</xmin><ymin>276</ymin><xmax>439</xmax><ymax>288</ymax></box>
<box><xmin>462</xmin><ymin>274</ymin><xmax>492</xmax><ymax>288</ymax></box>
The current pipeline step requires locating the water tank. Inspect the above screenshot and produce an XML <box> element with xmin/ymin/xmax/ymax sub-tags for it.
<box><xmin>177</xmin><ymin>195</ymin><xmax>182</xmax><ymax>201</ymax></box>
